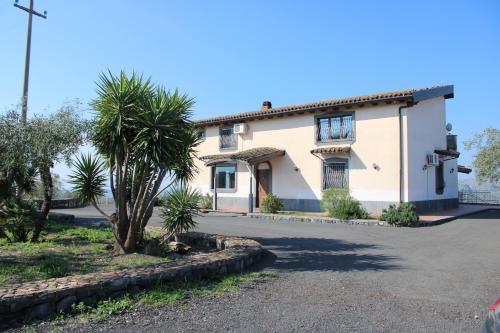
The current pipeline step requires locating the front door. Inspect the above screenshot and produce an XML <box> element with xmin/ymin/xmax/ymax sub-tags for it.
<box><xmin>257</xmin><ymin>167</ymin><xmax>271</xmax><ymax>208</ymax></box>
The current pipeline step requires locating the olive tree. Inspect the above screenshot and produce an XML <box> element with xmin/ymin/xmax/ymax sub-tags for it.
<box><xmin>70</xmin><ymin>71</ymin><xmax>198</xmax><ymax>253</ymax></box>
<box><xmin>0</xmin><ymin>106</ymin><xmax>87</xmax><ymax>242</ymax></box>
<box><xmin>28</xmin><ymin>106</ymin><xmax>88</xmax><ymax>241</ymax></box>
<box><xmin>464</xmin><ymin>128</ymin><xmax>499</xmax><ymax>186</ymax></box>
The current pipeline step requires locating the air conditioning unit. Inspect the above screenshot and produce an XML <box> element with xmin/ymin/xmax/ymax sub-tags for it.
<box><xmin>426</xmin><ymin>153</ymin><xmax>440</xmax><ymax>166</ymax></box>
<box><xmin>233</xmin><ymin>123</ymin><xmax>248</xmax><ymax>134</ymax></box>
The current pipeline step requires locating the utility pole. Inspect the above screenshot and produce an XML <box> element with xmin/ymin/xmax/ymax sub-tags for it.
<box><xmin>14</xmin><ymin>0</ymin><xmax>47</xmax><ymax>123</ymax></box>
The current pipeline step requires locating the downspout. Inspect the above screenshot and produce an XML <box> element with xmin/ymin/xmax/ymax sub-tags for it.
<box><xmin>246</xmin><ymin>163</ymin><xmax>254</xmax><ymax>213</ymax></box>
<box><xmin>212</xmin><ymin>163</ymin><xmax>217</xmax><ymax>211</ymax></box>
<box><xmin>398</xmin><ymin>102</ymin><xmax>414</xmax><ymax>203</ymax></box>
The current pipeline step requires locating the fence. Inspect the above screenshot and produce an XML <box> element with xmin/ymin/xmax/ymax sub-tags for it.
<box><xmin>459</xmin><ymin>191</ymin><xmax>500</xmax><ymax>205</ymax></box>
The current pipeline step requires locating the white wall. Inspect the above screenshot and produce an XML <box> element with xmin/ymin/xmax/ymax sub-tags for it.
<box><xmin>405</xmin><ymin>97</ymin><xmax>458</xmax><ymax>201</ymax></box>
<box><xmin>190</xmin><ymin>97</ymin><xmax>457</xmax><ymax>212</ymax></box>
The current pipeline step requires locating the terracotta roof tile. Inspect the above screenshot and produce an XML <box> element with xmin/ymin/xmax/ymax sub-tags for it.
<box><xmin>195</xmin><ymin>85</ymin><xmax>454</xmax><ymax>127</ymax></box>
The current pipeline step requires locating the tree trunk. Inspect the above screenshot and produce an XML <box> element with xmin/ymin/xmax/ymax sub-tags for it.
<box><xmin>31</xmin><ymin>165</ymin><xmax>53</xmax><ymax>242</ymax></box>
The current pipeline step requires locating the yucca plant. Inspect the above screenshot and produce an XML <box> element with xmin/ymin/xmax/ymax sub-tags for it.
<box><xmin>0</xmin><ymin>198</ymin><xmax>37</xmax><ymax>242</ymax></box>
<box><xmin>69</xmin><ymin>154</ymin><xmax>107</xmax><ymax>216</ymax></box>
<box><xmin>161</xmin><ymin>186</ymin><xmax>200</xmax><ymax>241</ymax></box>
<box><xmin>69</xmin><ymin>71</ymin><xmax>199</xmax><ymax>253</ymax></box>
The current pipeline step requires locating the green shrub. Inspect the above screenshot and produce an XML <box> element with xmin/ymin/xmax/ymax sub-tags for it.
<box><xmin>379</xmin><ymin>203</ymin><xmax>419</xmax><ymax>226</ymax></box>
<box><xmin>260</xmin><ymin>193</ymin><xmax>284</xmax><ymax>213</ymax></box>
<box><xmin>153</xmin><ymin>196</ymin><xmax>166</xmax><ymax>207</ymax></box>
<box><xmin>161</xmin><ymin>186</ymin><xmax>200</xmax><ymax>240</ymax></box>
<box><xmin>0</xmin><ymin>199</ymin><xmax>37</xmax><ymax>242</ymax></box>
<box><xmin>320</xmin><ymin>188</ymin><xmax>368</xmax><ymax>219</ymax></box>
<box><xmin>198</xmin><ymin>193</ymin><xmax>213</xmax><ymax>210</ymax></box>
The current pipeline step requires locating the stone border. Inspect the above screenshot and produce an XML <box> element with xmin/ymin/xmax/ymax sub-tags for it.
<box><xmin>247</xmin><ymin>213</ymin><xmax>387</xmax><ymax>226</ymax></box>
<box><xmin>0</xmin><ymin>233</ymin><xmax>263</xmax><ymax>323</ymax></box>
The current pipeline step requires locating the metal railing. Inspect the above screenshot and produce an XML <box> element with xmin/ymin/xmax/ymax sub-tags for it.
<box><xmin>316</xmin><ymin>116</ymin><xmax>353</xmax><ymax>142</ymax></box>
<box><xmin>459</xmin><ymin>191</ymin><xmax>500</xmax><ymax>205</ymax></box>
<box><xmin>219</xmin><ymin>133</ymin><xmax>236</xmax><ymax>149</ymax></box>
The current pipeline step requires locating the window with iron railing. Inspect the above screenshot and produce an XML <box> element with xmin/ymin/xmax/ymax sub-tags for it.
<box><xmin>317</xmin><ymin>115</ymin><xmax>354</xmax><ymax>142</ymax></box>
<box><xmin>323</xmin><ymin>159</ymin><xmax>348</xmax><ymax>190</ymax></box>
<box><xmin>219</xmin><ymin>126</ymin><xmax>236</xmax><ymax>149</ymax></box>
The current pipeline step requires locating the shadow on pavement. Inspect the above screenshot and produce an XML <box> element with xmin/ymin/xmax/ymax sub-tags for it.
<box><xmin>459</xmin><ymin>209</ymin><xmax>500</xmax><ymax>220</ymax></box>
<box><xmin>251</xmin><ymin>237</ymin><xmax>402</xmax><ymax>273</ymax></box>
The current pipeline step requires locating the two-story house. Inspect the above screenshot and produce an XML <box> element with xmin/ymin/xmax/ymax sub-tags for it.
<box><xmin>190</xmin><ymin>85</ymin><xmax>467</xmax><ymax>215</ymax></box>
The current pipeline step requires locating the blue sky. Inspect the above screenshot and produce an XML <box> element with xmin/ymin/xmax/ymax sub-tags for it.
<box><xmin>1</xmin><ymin>0</ymin><xmax>499</xmax><ymax>185</ymax></box>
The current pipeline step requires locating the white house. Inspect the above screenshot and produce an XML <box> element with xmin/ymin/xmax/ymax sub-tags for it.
<box><xmin>190</xmin><ymin>85</ymin><xmax>469</xmax><ymax>215</ymax></box>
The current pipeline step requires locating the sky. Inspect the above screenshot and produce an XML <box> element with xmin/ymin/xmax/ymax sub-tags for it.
<box><xmin>1</xmin><ymin>0</ymin><xmax>499</xmax><ymax>187</ymax></box>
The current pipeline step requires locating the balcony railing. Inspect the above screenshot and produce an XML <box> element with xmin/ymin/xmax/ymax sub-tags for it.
<box><xmin>220</xmin><ymin>133</ymin><xmax>236</xmax><ymax>149</ymax></box>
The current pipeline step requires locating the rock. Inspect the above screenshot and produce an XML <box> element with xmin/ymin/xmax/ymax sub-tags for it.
<box><xmin>109</xmin><ymin>278</ymin><xmax>129</xmax><ymax>291</ymax></box>
<box><xmin>29</xmin><ymin>302</ymin><xmax>55</xmax><ymax>319</ymax></box>
<box><xmin>56</xmin><ymin>295</ymin><xmax>77</xmax><ymax>313</ymax></box>
<box><xmin>168</xmin><ymin>242</ymin><xmax>191</xmax><ymax>254</ymax></box>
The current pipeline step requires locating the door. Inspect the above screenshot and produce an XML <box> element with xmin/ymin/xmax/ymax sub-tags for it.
<box><xmin>257</xmin><ymin>168</ymin><xmax>271</xmax><ymax>207</ymax></box>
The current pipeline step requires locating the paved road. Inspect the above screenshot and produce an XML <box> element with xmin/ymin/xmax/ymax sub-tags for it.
<box><xmin>50</xmin><ymin>207</ymin><xmax>500</xmax><ymax>332</ymax></box>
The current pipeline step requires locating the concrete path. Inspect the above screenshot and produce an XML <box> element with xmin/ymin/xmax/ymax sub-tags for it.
<box><xmin>50</xmin><ymin>207</ymin><xmax>500</xmax><ymax>332</ymax></box>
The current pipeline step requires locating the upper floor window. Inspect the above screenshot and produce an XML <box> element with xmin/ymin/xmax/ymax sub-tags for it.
<box><xmin>195</xmin><ymin>128</ymin><xmax>206</xmax><ymax>141</ymax></box>
<box><xmin>220</xmin><ymin>125</ymin><xmax>236</xmax><ymax>149</ymax></box>
<box><xmin>323</xmin><ymin>158</ymin><xmax>348</xmax><ymax>190</ymax></box>
<box><xmin>317</xmin><ymin>114</ymin><xmax>353</xmax><ymax>142</ymax></box>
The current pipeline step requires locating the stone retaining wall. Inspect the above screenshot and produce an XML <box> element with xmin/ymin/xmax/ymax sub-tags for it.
<box><xmin>248</xmin><ymin>213</ymin><xmax>386</xmax><ymax>226</ymax></box>
<box><xmin>0</xmin><ymin>233</ymin><xmax>263</xmax><ymax>323</ymax></box>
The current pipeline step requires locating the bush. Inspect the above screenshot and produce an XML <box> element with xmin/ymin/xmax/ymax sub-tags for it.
<box><xmin>161</xmin><ymin>186</ymin><xmax>200</xmax><ymax>240</ymax></box>
<box><xmin>260</xmin><ymin>193</ymin><xmax>284</xmax><ymax>213</ymax></box>
<box><xmin>198</xmin><ymin>193</ymin><xmax>213</xmax><ymax>210</ymax></box>
<box><xmin>321</xmin><ymin>188</ymin><xmax>368</xmax><ymax>219</ymax></box>
<box><xmin>0</xmin><ymin>198</ymin><xmax>37</xmax><ymax>242</ymax></box>
<box><xmin>379</xmin><ymin>203</ymin><xmax>419</xmax><ymax>226</ymax></box>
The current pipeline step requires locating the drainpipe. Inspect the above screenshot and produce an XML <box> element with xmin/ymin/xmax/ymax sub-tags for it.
<box><xmin>398</xmin><ymin>102</ymin><xmax>414</xmax><ymax>203</ymax></box>
<box><xmin>212</xmin><ymin>164</ymin><xmax>217</xmax><ymax>211</ymax></box>
<box><xmin>246</xmin><ymin>163</ymin><xmax>254</xmax><ymax>213</ymax></box>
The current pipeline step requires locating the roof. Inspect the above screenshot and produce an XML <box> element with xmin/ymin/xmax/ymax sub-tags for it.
<box><xmin>435</xmin><ymin>149</ymin><xmax>460</xmax><ymax>158</ymax></box>
<box><xmin>310</xmin><ymin>146</ymin><xmax>351</xmax><ymax>154</ymax></box>
<box><xmin>199</xmin><ymin>147</ymin><xmax>285</xmax><ymax>165</ymax></box>
<box><xmin>195</xmin><ymin>85</ymin><xmax>454</xmax><ymax>127</ymax></box>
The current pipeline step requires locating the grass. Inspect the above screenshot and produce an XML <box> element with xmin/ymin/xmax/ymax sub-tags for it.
<box><xmin>0</xmin><ymin>221</ymin><xmax>172</xmax><ymax>286</ymax></box>
<box><xmin>68</xmin><ymin>272</ymin><xmax>277</xmax><ymax>322</ymax></box>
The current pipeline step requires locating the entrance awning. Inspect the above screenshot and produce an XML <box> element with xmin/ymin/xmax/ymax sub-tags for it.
<box><xmin>199</xmin><ymin>147</ymin><xmax>285</xmax><ymax>166</ymax></box>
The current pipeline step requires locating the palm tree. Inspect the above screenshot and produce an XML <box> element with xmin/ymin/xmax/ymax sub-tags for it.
<box><xmin>70</xmin><ymin>71</ymin><xmax>198</xmax><ymax>253</ymax></box>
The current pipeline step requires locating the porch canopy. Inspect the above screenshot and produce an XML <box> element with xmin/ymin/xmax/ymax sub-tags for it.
<box><xmin>199</xmin><ymin>147</ymin><xmax>285</xmax><ymax>213</ymax></box>
<box><xmin>199</xmin><ymin>147</ymin><xmax>285</xmax><ymax>166</ymax></box>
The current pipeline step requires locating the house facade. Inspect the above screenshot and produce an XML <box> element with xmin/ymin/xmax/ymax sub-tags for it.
<box><xmin>190</xmin><ymin>85</ymin><xmax>466</xmax><ymax>215</ymax></box>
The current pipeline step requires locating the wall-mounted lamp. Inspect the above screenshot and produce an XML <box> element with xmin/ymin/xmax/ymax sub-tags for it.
<box><xmin>450</xmin><ymin>168</ymin><xmax>455</xmax><ymax>173</ymax></box>
<box><xmin>372</xmin><ymin>163</ymin><xmax>380</xmax><ymax>171</ymax></box>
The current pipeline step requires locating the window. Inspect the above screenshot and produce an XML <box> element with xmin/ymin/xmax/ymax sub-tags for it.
<box><xmin>323</xmin><ymin>159</ymin><xmax>348</xmax><ymax>190</ymax></box>
<box><xmin>317</xmin><ymin>115</ymin><xmax>353</xmax><ymax>142</ymax></box>
<box><xmin>435</xmin><ymin>161</ymin><xmax>445</xmax><ymax>194</ymax></box>
<box><xmin>211</xmin><ymin>164</ymin><xmax>236</xmax><ymax>190</ymax></box>
<box><xmin>196</xmin><ymin>128</ymin><xmax>206</xmax><ymax>141</ymax></box>
<box><xmin>219</xmin><ymin>126</ymin><xmax>236</xmax><ymax>149</ymax></box>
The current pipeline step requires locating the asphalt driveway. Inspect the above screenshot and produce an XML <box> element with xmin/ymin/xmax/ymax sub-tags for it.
<box><xmin>49</xmin><ymin>207</ymin><xmax>500</xmax><ymax>332</ymax></box>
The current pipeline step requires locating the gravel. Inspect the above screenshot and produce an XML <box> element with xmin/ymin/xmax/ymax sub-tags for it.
<box><xmin>9</xmin><ymin>209</ymin><xmax>500</xmax><ymax>332</ymax></box>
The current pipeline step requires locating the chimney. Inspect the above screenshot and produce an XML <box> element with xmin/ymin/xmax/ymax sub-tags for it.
<box><xmin>261</xmin><ymin>101</ymin><xmax>272</xmax><ymax>110</ymax></box>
